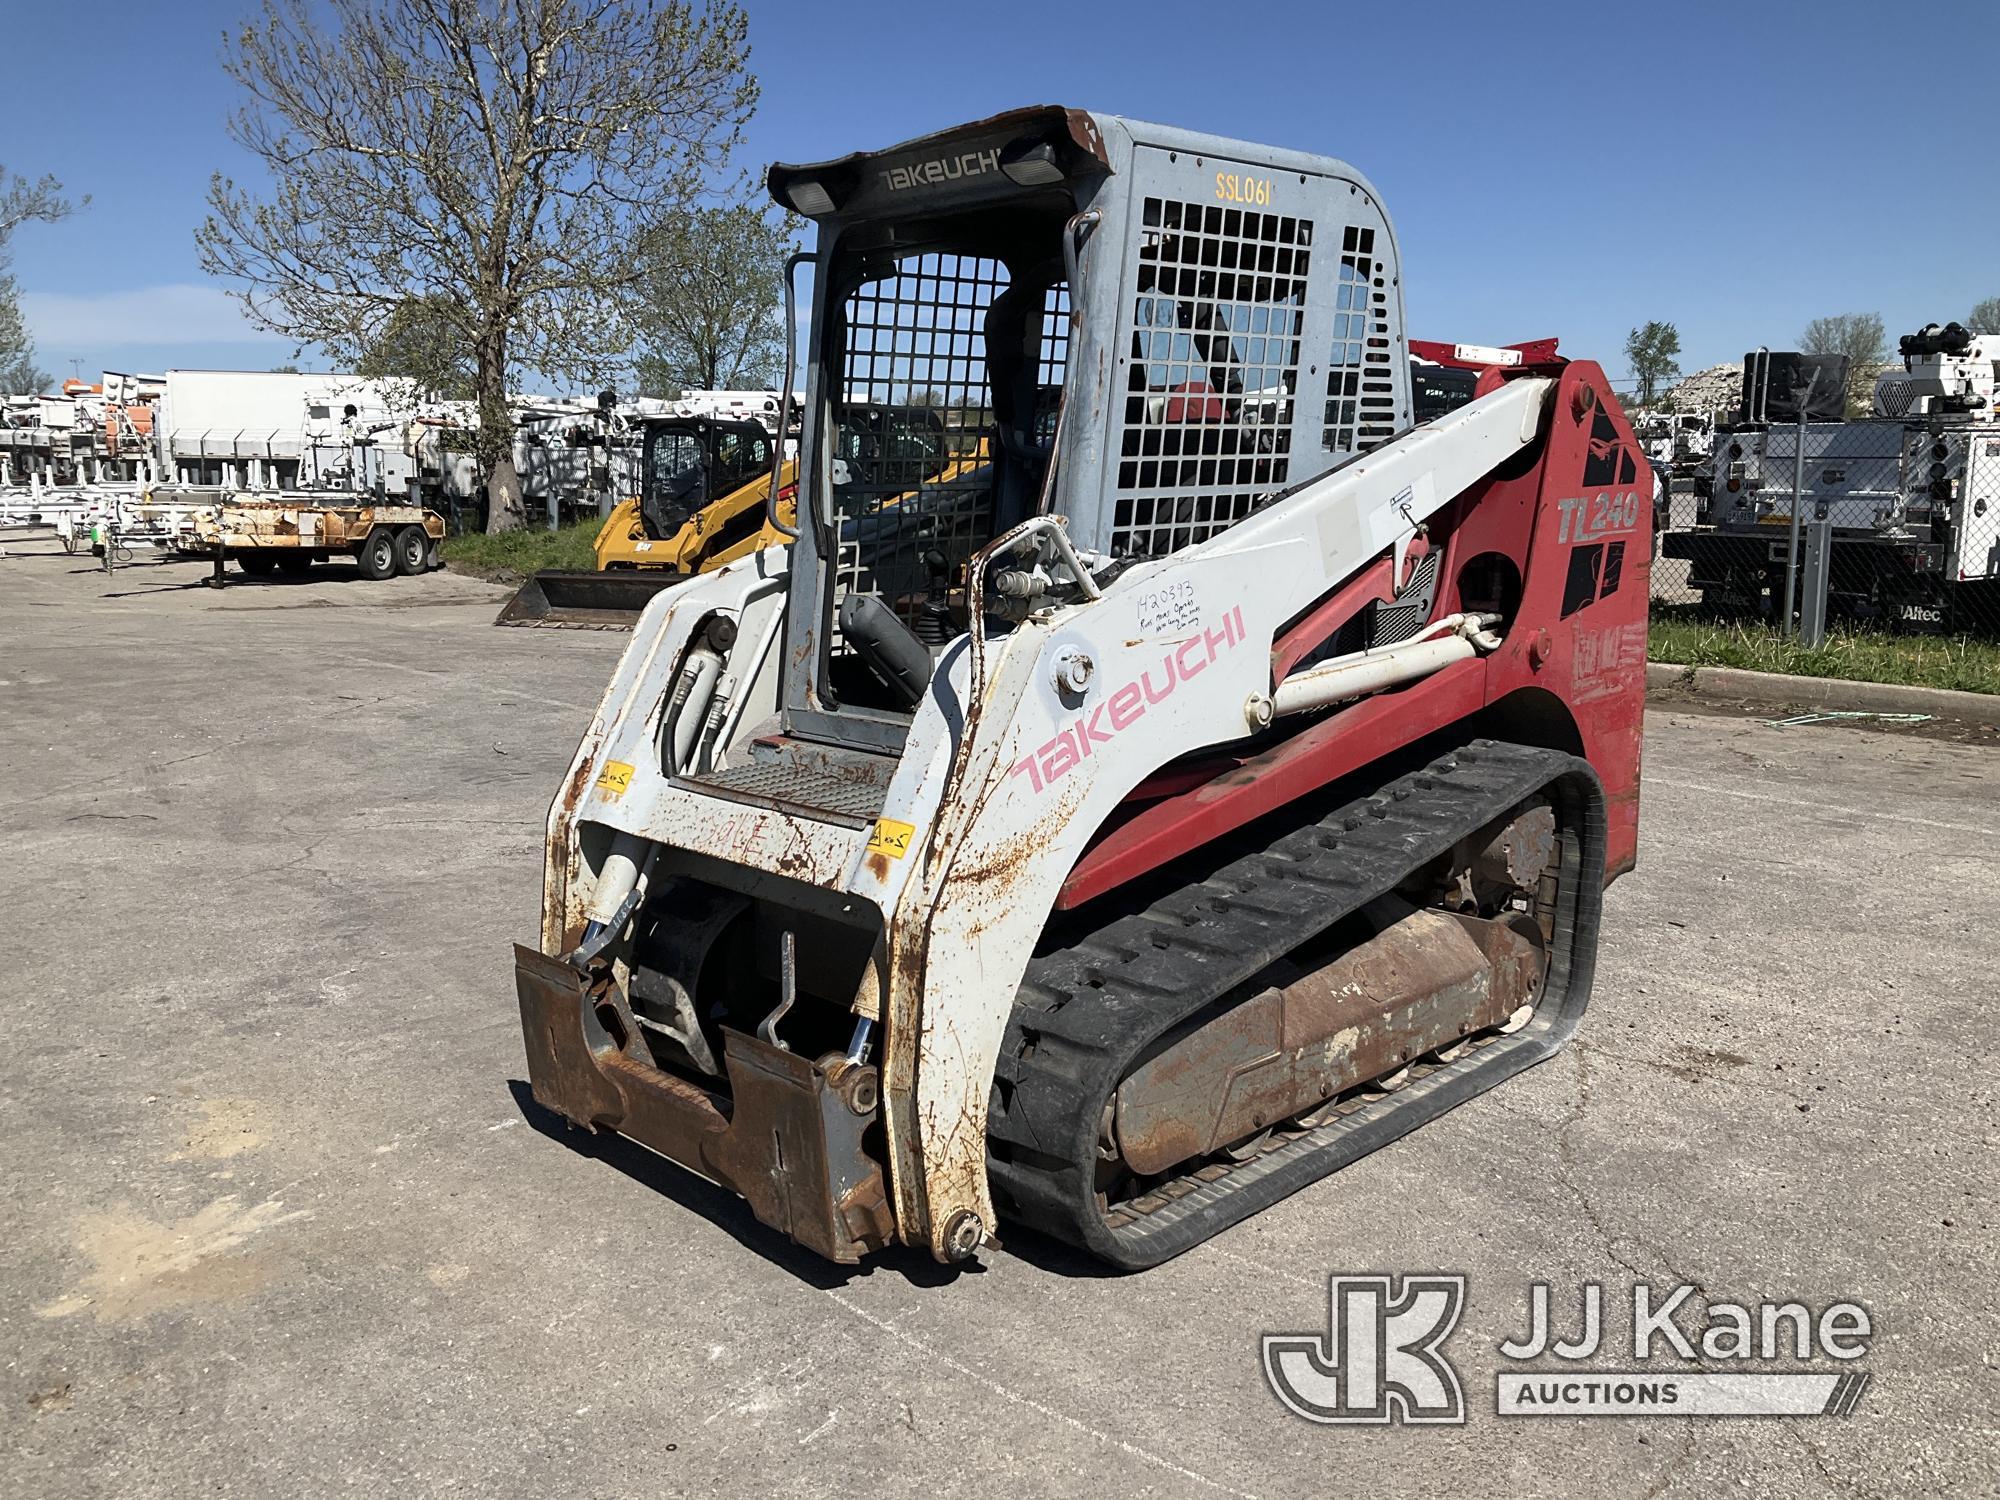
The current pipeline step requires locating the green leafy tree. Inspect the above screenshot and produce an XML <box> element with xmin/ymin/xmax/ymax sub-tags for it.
<box><xmin>1800</xmin><ymin>312</ymin><xmax>1886</xmax><ymax>417</ymax></box>
<box><xmin>1967</xmin><ymin>297</ymin><xmax>2000</xmax><ymax>336</ymax></box>
<box><xmin>630</xmin><ymin>202</ymin><xmax>793</xmax><ymax>396</ymax></box>
<box><xmin>0</xmin><ymin>288</ymin><xmax>48</xmax><ymax>395</ymax></box>
<box><xmin>1624</xmin><ymin>321</ymin><xmax>1682</xmax><ymax>407</ymax></box>
<box><xmin>354</xmin><ymin>295</ymin><xmax>477</xmax><ymax>400</ymax></box>
<box><xmin>198</xmin><ymin>0</ymin><xmax>756</xmax><ymax>532</ymax></box>
<box><xmin>0</xmin><ymin>165</ymin><xmax>85</xmax><ymax>396</ymax></box>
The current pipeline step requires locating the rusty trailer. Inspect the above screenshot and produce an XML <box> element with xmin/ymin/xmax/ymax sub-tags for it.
<box><xmin>187</xmin><ymin>495</ymin><xmax>445</xmax><ymax>584</ymax></box>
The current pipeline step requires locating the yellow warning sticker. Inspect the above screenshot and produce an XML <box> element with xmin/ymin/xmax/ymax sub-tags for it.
<box><xmin>867</xmin><ymin>817</ymin><xmax>916</xmax><ymax>860</ymax></box>
<box><xmin>594</xmin><ymin>761</ymin><xmax>635</xmax><ymax>797</ymax></box>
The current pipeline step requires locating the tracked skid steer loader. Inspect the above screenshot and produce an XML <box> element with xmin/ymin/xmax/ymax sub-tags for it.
<box><xmin>514</xmin><ymin>107</ymin><xmax>1649</xmax><ymax>1269</ymax></box>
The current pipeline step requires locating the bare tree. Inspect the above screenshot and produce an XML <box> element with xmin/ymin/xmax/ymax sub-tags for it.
<box><xmin>198</xmin><ymin>0</ymin><xmax>756</xmax><ymax>531</ymax></box>
<box><xmin>0</xmin><ymin>166</ymin><xmax>85</xmax><ymax>396</ymax></box>
<box><xmin>1800</xmin><ymin>312</ymin><xmax>1886</xmax><ymax>417</ymax></box>
<box><xmin>1</xmin><ymin>169</ymin><xmax>81</xmax><ymax>243</ymax></box>
<box><xmin>1624</xmin><ymin>320</ymin><xmax>1681</xmax><ymax>406</ymax></box>
<box><xmin>1968</xmin><ymin>297</ymin><xmax>2000</xmax><ymax>336</ymax></box>
<box><xmin>629</xmin><ymin>202</ymin><xmax>792</xmax><ymax>396</ymax></box>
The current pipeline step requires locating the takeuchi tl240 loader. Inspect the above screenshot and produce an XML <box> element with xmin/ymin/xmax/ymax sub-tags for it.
<box><xmin>516</xmin><ymin>108</ymin><xmax>1649</xmax><ymax>1269</ymax></box>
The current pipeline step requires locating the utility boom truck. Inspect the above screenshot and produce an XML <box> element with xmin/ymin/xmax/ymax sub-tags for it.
<box><xmin>1671</xmin><ymin>324</ymin><xmax>2000</xmax><ymax>624</ymax></box>
<box><xmin>514</xmin><ymin>108</ymin><xmax>1649</xmax><ymax>1269</ymax></box>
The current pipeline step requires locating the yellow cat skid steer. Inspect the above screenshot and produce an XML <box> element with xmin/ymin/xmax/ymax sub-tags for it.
<box><xmin>497</xmin><ymin>405</ymin><xmax>974</xmax><ymax>628</ymax></box>
<box><xmin>496</xmin><ymin>413</ymin><xmax>784</xmax><ymax>628</ymax></box>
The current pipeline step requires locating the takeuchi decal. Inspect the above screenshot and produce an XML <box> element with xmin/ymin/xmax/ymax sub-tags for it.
<box><xmin>1012</xmin><ymin>606</ymin><xmax>1247</xmax><ymax>793</ymax></box>
<box><xmin>880</xmin><ymin>148</ymin><xmax>1001</xmax><ymax>193</ymax></box>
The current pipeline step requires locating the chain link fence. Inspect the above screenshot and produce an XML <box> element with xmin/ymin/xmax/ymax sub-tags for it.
<box><xmin>1652</xmin><ymin>415</ymin><xmax>2000</xmax><ymax>641</ymax></box>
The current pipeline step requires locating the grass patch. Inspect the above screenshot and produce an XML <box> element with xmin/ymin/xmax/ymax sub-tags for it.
<box><xmin>1650</xmin><ymin>617</ymin><xmax>2000</xmax><ymax>695</ymax></box>
<box><xmin>440</xmin><ymin>518</ymin><xmax>604</xmax><ymax>582</ymax></box>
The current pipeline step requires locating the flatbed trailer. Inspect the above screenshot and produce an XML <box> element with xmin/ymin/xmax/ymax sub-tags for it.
<box><xmin>187</xmin><ymin>496</ymin><xmax>445</xmax><ymax>585</ymax></box>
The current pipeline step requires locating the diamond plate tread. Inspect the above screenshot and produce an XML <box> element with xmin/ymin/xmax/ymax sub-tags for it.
<box><xmin>691</xmin><ymin>753</ymin><xmax>892</xmax><ymax>824</ymax></box>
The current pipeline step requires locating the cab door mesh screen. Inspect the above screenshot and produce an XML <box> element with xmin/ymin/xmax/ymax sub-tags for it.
<box><xmin>1113</xmin><ymin>198</ymin><xmax>1311</xmax><ymax>556</ymax></box>
<box><xmin>1034</xmin><ymin>281</ymin><xmax>1071</xmax><ymax>440</ymax></box>
<box><xmin>836</xmin><ymin>254</ymin><xmax>1008</xmax><ymax>616</ymax></box>
<box><xmin>1321</xmin><ymin>225</ymin><xmax>1399</xmax><ymax>452</ymax></box>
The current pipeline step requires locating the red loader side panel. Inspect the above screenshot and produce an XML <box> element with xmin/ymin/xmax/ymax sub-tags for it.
<box><xmin>1059</xmin><ymin>359</ymin><xmax>1648</xmax><ymax>911</ymax></box>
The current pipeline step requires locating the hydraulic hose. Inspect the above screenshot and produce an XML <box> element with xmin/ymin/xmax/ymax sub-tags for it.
<box><xmin>568</xmin><ymin>843</ymin><xmax>661</xmax><ymax>970</ymax></box>
<box><xmin>667</xmin><ymin>647</ymin><xmax>724</xmax><ymax>772</ymax></box>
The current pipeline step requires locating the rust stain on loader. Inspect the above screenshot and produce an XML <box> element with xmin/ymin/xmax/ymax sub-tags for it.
<box><xmin>1113</xmin><ymin>906</ymin><xmax>1543</xmax><ymax>1177</ymax></box>
<box><xmin>515</xmin><ymin>945</ymin><xmax>893</xmax><ymax>1262</ymax></box>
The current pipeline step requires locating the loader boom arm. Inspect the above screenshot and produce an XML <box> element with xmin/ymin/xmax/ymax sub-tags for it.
<box><xmin>1204</xmin><ymin>374</ymin><xmax>1552</xmax><ymax>601</ymax></box>
<box><xmin>872</xmin><ymin>372</ymin><xmax>1564</xmax><ymax>1254</ymax></box>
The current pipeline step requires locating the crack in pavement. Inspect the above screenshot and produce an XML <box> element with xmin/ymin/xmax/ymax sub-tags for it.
<box><xmin>1784</xmin><ymin>1424</ymin><xmax>1856</xmax><ymax>1499</ymax></box>
<box><xmin>1552</xmin><ymin>1047</ymin><xmax>1715</xmax><ymax>1302</ymax></box>
<box><xmin>820</xmin><ymin>1288</ymin><xmax>1262</xmax><ymax>1499</ymax></box>
<box><xmin>1553</xmin><ymin>1051</ymin><xmax>1857</xmax><ymax>1497</ymax></box>
<box><xmin>1553</xmin><ymin>1046</ymin><xmax>1649</xmax><ymax>1283</ymax></box>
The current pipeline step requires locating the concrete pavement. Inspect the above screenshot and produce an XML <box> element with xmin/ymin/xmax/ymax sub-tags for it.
<box><xmin>2</xmin><ymin>537</ymin><xmax>1993</xmax><ymax>1498</ymax></box>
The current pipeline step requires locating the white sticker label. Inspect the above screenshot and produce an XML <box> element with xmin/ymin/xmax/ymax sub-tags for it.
<box><xmin>1135</xmin><ymin>580</ymin><xmax>1200</xmax><ymax>635</ymax></box>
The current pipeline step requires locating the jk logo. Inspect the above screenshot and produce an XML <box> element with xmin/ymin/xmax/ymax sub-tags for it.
<box><xmin>1263</xmin><ymin>1274</ymin><xmax>1467</xmax><ymax>1425</ymax></box>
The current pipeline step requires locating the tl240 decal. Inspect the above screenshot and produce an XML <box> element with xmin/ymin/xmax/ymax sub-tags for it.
<box><xmin>1556</xmin><ymin>491</ymin><xmax>1643</xmax><ymax>545</ymax></box>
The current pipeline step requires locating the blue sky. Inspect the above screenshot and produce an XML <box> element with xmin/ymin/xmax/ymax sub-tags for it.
<box><xmin>4</xmin><ymin>0</ymin><xmax>1997</xmax><ymax>389</ymax></box>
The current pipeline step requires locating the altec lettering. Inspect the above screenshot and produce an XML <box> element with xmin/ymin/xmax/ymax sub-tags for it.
<box><xmin>881</xmin><ymin>149</ymin><xmax>1001</xmax><ymax>193</ymax></box>
<box><xmin>1012</xmin><ymin>607</ymin><xmax>1247</xmax><ymax>793</ymax></box>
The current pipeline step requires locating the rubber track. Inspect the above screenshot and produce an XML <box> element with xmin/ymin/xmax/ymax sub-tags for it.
<box><xmin>986</xmin><ymin>739</ymin><xmax>1607</xmax><ymax>1269</ymax></box>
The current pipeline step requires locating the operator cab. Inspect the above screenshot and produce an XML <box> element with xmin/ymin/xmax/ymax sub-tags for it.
<box><xmin>638</xmin><ymin>415</ymin><xmax>774</xmax><ymax>541</ymax></box>
<box><xmin>768</xmin><ymin>177</ymin><xmax>1079</xmax><ymax>729</ymax></box>
<box><xmin>737</xmin><ymin>107</ymin><xmax>1407</xmax><ymax>772</ymax></box>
